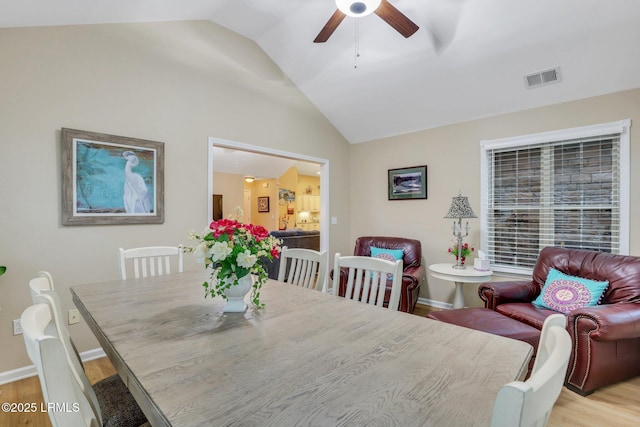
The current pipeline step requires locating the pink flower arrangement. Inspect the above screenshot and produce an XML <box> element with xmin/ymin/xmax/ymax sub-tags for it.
<box><xmin>187</xmin><ymin>219</ymin><xmax>282</xmax><ymax>307</ymax></box>
<box><xmin>448</xmin><ymin>242</ymin><xmax>474</xmax><ymax>262</ymax></box>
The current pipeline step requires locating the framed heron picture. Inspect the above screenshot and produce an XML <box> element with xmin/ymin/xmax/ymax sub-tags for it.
<box><xmin>388</xmin><ymin>165</ymin><xmax>428</xmax><ymax>200</ymax></box>
<box><xmin>61</xmin><ymin>128</ymin><xmax>165</xmax><ymax>225</ymax></box>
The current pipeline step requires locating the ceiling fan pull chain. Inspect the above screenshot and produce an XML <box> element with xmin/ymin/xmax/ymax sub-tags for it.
<box><xmin>354</xmin><ymin>19</ymin><xmax>360</xmax><ymax>69</ymax></box>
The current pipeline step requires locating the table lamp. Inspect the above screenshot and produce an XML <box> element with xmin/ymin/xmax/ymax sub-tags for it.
<box><xmin>444</xmin><ymin>192</ymin><xmax>477</xmax><ymax>269</ymax></box>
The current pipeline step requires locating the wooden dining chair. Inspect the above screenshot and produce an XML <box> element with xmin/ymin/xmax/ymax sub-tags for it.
<box><xmin>21</xmin><ymin>303</ymin><xmax>149</xmax><ymax>427</ymax></box>
<box><xmin>332</xmin><ymin>253</ymin><xmax>403</xmax><ymax>310</ymax></box>
<box><xmin>277</xmin><ymin>247</ymin><xmax>328</xmax><ymax>292</ymax></box>
<box><xmin>490</xmin><ymin>314</ymin><xmax>571</xmax><ymax>427</ymax></box>
<box><xmin>118</xmin><ymin>245</ymin><xmax>183</xmax><ymax>280</ymax></box>
<box><xmin>28</xmin><ymin>277</ymin><xmax>148</xmax><ymax>427</ymax></box>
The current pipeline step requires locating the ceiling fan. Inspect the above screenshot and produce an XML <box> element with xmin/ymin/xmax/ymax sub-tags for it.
<box><xmin>314</xmin><ymin>0</ymin><xmax>419</xmax><ymax>43</ymax></box>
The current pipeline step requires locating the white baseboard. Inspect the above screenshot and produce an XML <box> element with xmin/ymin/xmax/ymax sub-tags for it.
<box><xmin>79</xmin><ymin>347</ymin><xmax>107</xmax><ymax>362</ymax></box>
<box><xmin>0</xmin><ymin>348</ymin><xmax>106</xmax><ymax>386</ymax></box>
<box><xmin>417</xmin><ymin>297</ymin><xmax>452</xmax><ymax>310</ymax></box>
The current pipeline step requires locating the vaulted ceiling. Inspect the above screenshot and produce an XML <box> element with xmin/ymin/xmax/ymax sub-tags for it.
<box><xmin>3</xmin><ymin>0</ymin><xmax>640</xmax><ymax>143</ymax></box>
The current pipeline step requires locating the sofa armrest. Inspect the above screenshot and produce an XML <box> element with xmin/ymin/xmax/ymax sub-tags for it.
<box><xmin>568</xmin><ymin>303</ymin><xmax>640</xmax><ymax>341</ymax></box>
<box><xmin>478</xmin><ymin>280</ymin><xmax>538</xmax><ymax>310</ymax></box>
<box><xmin>402</xmin><ymin>265</ymin><xmax>425</xmax><ymax>289</ymax></box>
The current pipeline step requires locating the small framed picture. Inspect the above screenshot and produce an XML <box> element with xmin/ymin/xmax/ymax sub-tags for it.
<box><xmin>257</xmin><ymin>196</ymin><xmax>270</xmax><ymax>212</ymax></box>
<box><xmin>388</xmin><ymin>165</ymin><xmax>428</xmax><ymax>200</ymax></box>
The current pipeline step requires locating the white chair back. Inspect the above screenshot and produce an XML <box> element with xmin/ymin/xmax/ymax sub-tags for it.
<box><xmin>119</xmin><ymin>245</ymin><xmax>183</xmax><ymax>279</ymax></box>
<box><xmin>277</xmin><ymin>247</ymin><xmax>328</xmax><ymax>291</ymax></box>
<box><xmin>29</xmin><ymin>276</ymin><xmax>53</xmax><ymax>307</ymax></box>
<box><xmin>332</xmin><ymin>253</ymin><xmax>403</xmax><ymax>310</ymax></box>
<box><xmin>490</xmin><ymin>314</ymin><xmax>571</xmax><ymax>427</ymax></box>
<box><xmin>28</xmin><ymin>277</ymin><xmax>103</xmax><ymax>425</ymax></box>
<box><xmin>37</xmin><ymin>270</ymin><xmax>55</xmax><ymax>288</ymax></box>
<box><xmin>21</xmin><ymin>303</ymin><xmax>100</xmax><ymax>427</ymax></box>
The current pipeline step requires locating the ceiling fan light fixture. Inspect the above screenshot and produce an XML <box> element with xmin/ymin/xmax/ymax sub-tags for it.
<box><xmin>335</xmin><ymin>0</ymin><xmax>381</xmax><ymax>18</ymax></box>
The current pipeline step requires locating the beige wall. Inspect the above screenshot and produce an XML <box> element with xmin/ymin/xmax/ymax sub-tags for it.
<box><xmin>297</xmin><ymin>175</ymin><xmax>321</xmax><ymax>196</ymax></box>
<box><xmin>212</xmin><ymin>172</ymin><xmax>245</xmax><ymax>221</ymax></box>
<box><xmin>277</xmin><ymin>167</ymin><xmax>298</xmax><ymax>230</ymax></box>
<box><xmin>248</xmin><ymin>179</ymin><xmax>279</xmax><ymax>230</ymax></box>
<box><xmin>0</xmin><ymin>21</ymin><xmax>351</xmax><ymax>374</ymax></box>
<box><xmin>350</xmin><ymin>88</ymin><xmax>640</xmax><ymax>308</ymax></box>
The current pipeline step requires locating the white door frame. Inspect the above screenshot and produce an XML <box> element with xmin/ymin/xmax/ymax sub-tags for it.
<box><xmin>208</xmin><ymin>137</ymin><xmax>330</xmax><ymax>253</ymax></box>
<box><xmin>243</xmin><ymin>189</ymin><xmax>252</xmax><ymax>224</ymax></box>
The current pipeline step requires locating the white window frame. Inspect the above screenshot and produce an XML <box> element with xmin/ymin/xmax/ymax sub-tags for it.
<box><xmin>480</xmin><ymin>119</ymin><xmax>631</xmax><ymax>275</ymax></box>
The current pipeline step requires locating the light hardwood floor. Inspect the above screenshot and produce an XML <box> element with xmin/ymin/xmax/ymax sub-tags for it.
<box><xmin>0</xmin><ymin>357</ymin><xmax>116</xmax><ymax>427</ymax></box>
<box><xmin>2</xmin><ymin>305</ymin><xmax>638</xmax><ymax>426</ymax></box>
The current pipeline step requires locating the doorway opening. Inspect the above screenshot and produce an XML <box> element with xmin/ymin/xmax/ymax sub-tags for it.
<box><xmin>208</xmin><ymin>137</ymin><xmax>329</xmax><ymax>253</ymax></box>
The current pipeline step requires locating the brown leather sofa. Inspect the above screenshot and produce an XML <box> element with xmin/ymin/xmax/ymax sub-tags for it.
<box><xmin>479</xmin><ymin>246</ymin><xmax>640</xmax><ymax>395</ymax></box>
<box><xmin>333</xmin><ymin>236</ymin><xmax>425</xmax><ymax>313</ymax></box>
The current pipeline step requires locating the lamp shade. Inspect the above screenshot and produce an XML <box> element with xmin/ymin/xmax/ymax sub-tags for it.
<box><xmin>335</xmin><ymin>0</ymin><xmax>382</xmax><ymax>17</ymax></box>
<box><xmin>444</xmin><ymin>194</ymin><xmax>477</xmax><ymax>219</ymax></box>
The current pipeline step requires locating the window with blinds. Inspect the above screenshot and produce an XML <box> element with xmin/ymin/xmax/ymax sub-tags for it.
<box><xmin>480</xmin><ymin>120</ymin><xmax>630</xmax><ymax>274</ymax></box>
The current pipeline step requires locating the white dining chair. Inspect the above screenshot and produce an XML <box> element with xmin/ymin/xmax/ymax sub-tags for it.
<box><xmin>37</xmin><ymin>270</ymin><xmax>55</xmax><ymax>288</ymax></box>
<box><xmin>21</xmin><ymin>303</ymin><xmax>149</xmax><ymax>427</ymax></box>
<box><xmin>22</xmin><ymin>303</ymin><xmax>99</xmax><ymax>427</ymax></box>
<box><xmin>28</xmin><ymin>276</ymin><xmax>148</xmax><ymax>427</ymax></box>
<box><xmin>29</xmin><ymin>276</ymin><xmax>82</xmax><ymax>364</ymax></box>
<box><xmin>332</xmin><ymin>253</ymin><xmax>403</xmax><ymax>310</ymax></box>
<box><xmin>277</xmin><ymin>247</ymin><xmax>328</xmax><ymax>292</ymax></box>
<box><xmin>490</xmin><ymin>314</ymin><xmax>571</xmax><ymax>427</ymax></box>
<box><xmin>118</xmin><ymin>245</ymin><xmax>183</xmax><ymax>280</ymax></box>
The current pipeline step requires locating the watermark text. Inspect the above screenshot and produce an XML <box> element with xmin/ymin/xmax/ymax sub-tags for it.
<box><xmin>2</xmin><ymin>402</ymin><xmax>80</xmax><ymax>413</ymax></box>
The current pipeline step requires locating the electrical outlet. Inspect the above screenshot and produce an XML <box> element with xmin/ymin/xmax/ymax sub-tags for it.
<box><xmin>68</xmin><ymin>309</ymin><xmax>80</xmax><ymax>325</ymax></box>
<box><xmin>13</xmin><ymin>319</ymin><xmax>23</xmax><ymax>335</ymax></box>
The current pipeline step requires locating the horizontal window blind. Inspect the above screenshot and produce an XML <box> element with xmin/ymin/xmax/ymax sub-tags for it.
<box><xmin>485</xmin><ymin>134</ymin><xmax>621</xmax><ymax>273</ymax></box>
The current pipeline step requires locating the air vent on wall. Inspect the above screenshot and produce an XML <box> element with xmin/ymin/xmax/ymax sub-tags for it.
<box><xmin>523</xmin><ymin>66</ymin><xmax>561</xmax><ymax>89</ymax></box>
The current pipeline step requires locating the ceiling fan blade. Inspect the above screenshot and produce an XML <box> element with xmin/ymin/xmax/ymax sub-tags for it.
<box><xmin>314</xmin><ymin>9</ymin><xmax>346</xmax><ymax>43</ymax></box>
<box><xmin>374</xmin><ymin>0</ymin><xmax>419</xmax><ymax>38</ymax></box>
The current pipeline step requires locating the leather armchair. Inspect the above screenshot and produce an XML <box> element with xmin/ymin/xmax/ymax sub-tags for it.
<box><xmin>334</xmin><ymin>236</ymin><xmax>425</xmax><ymax>313</ymax></box>
<box><xmin>479</xmin><ymin>246</ymin><xmax>640</xmax><ymax>395</ymax></box>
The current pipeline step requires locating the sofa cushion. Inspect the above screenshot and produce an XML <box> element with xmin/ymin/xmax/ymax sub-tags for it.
<box><xmin>496</xmin><ymin>303</ymin><xmax>556</xmax><ymax>330</ymax></box>
<box><xmin>532</xmin><ymin>268</ymin><xmax>608</xmax><ymax>314</ymax></box>
<box><xmin>427</xmin><ymin>308</ymin><xmax>541</xmax><ymax>352</ymax></box>
<box><xmin>370</xmin><ymin>246</ymin><xmax>404</xmax><ymax>280</ymax></box>
<box><xmin>370</xmin><ymin>246</ymin><xmax>404</xmax><ymax>263</ymax></box>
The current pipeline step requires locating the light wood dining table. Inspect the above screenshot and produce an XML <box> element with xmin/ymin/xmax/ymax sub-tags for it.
<box><xmin>71</xmin><ymin>271</ymin><xmax>532</xmax><ymax>427</ymax></box>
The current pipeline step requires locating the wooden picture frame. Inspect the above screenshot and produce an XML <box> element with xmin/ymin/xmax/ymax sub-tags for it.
<box><xmin>388</xmin><ymin>165</ymin><xmax>428</xmax><ymax>200</ymax></box>
<box><xmin>62</xmin><ymin>128</ymin><xmax>165</xmax><ymax>225</ymax></box>
<box><xmin>257</xmin><ymin>196</ymin><xmax>270</xmax><ymax>213</ymax></box>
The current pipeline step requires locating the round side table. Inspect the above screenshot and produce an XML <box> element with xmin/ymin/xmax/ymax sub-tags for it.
<box><xmin>429</xmin><ymin>263</ymin><xmax>493</xmax><ymax>309</ymax></box>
